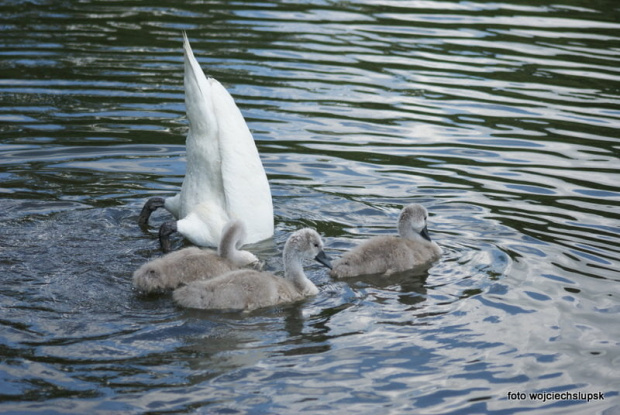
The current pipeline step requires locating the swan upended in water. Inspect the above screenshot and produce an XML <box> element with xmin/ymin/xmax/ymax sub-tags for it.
<box><xmin>172</xmin><ymin>228</ymin><xmax>332</xmax><ymax>312</ymax></box>
<box><xmin>139</xmin><ymin>33</ymin><xmax>273</xmax><ymax>251</ymax></box>
<box><xmin>133</xmin><ymin>220</ymin><xmax>260</xmax><ymax>294</ymax></box>
<box><xmin>330</xmin><ymin>204</ymin><xmax>442</xmax><ymax>278</ymax></box>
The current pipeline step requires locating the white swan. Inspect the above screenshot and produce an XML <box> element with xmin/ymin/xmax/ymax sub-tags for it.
<box><xmin>330</xmin><ymin>204</ymin><xmax>442</xmax><ymax>278</ymax></box>
<box><xmin>133</xmin><ymin>220</ymin><xmax>260</xmax><ymax>294</ymax></box>
<box><xmin>172</xmin><ymin>228</ymin><xmax>332</xmax><ymax>312</ymax></box>
<box><xmin>139</xmin><ymin>32</ymin><xmax>273</xmax><ymax>251</ymax></box>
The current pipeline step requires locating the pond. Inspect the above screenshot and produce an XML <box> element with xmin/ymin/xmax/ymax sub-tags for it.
<box><xmin>1</xmin><ymin>0</ymin><xmax>619</xmax><ymax>413</ymax></box>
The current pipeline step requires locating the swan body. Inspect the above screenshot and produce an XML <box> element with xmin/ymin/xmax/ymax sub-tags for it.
<box><xmin>172</xmin><ymin>228</ymin><xmax>332</xmax><ymax>311</ymax></box>
<box><xmin>133</xmin><ymin>220</ymin><xmax>260</xmax><ymax>294</ymax></box>
<box><xmin>330</xmin><ymin>204</ymin><xmax>442</xmax><ymax>278</ymax></box>
<box><xmin>139</xmin><ymin>32</ymin><xmax>273</xmax><ymax>250</ymax></box>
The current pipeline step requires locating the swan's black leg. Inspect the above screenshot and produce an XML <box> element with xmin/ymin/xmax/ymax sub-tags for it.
<box><xmin>138</xmin><ymin>197</ymin><xmax>166</xmax><ymax>226</ymax></box>
<box><xmin>159</xmin><ymin>220</ymin><xmax>178</xmax><ymax>253</ymax></box>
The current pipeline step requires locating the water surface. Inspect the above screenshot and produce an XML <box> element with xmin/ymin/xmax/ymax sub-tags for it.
<box><xmin>1</xmin><ymin>0</ymin><xmax>619</xmax><ymax>413</ymax></box>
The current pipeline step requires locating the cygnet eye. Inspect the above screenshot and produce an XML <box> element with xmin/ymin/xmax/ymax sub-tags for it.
<box><xmin>313</xmin><ymin>243</ymin><xmax>319</xmax><ymax>248</ymax></box>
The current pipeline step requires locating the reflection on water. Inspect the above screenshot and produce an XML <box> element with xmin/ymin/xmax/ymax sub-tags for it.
<box><xmin>1</xmin><ymin>0</ymin><xmax>619</xmax><ymax>413</ymax></box>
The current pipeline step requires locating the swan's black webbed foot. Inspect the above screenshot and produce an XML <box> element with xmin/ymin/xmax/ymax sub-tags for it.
<box><xmin>138</xmin><ymin>197</ymin><xmax>166</xmax><ymax>227</ymax></box>
<box><xmin>159</xmin><ymin>220</ymin><xmax>178</xmax><ymax>253</ymax></box>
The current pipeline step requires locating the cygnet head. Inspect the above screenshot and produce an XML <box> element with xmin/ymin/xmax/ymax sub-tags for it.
<box><xmin>284</xmin><ymin>228</ymin><xmax>332</xmax><ymax>270</ymax></box>
<box><xmin>398</xmin><ymin>204</ymin><xmax>433</xmax><ymax>242</ymax></box>
<box><xmin>218</xmin><ymin>220</ymin><xmax>260</xmax><ymax>268</ymax></box>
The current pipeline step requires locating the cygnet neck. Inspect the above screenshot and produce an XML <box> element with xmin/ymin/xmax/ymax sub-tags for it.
<box><xmin>283</xmin><ymin>247</ymin><xmax>314</xmax><ymax>294</ymax></box>
<box><xmin>399</xmin><ymin>223</ymin><xmax>428</xmax><ymax>242</ymax></box>
<box><xmin>218</xmin><ymin>221</ymin><xmax>244</xmax><ymax>261</ymax></box>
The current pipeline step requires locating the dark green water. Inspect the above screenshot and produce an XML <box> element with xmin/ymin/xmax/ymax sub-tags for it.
<box><xmin>1</xmin><ymin>1</ymin><xmax>619</xmax><ymax>413</ymax></box>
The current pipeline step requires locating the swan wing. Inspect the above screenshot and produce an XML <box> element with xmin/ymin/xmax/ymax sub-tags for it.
<box><xmin>180</xmin><ymin>33</ymin><xmax>226</xmax><ymax>220</ymax></box>
<box><xmin>210</xmin><ymin>79</ymin><xmax>274</xmax><ymax>243</ymax></box>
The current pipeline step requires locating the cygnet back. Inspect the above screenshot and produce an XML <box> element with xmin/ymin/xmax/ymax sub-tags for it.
<box><xmin>172</xmin><ymin>228</ymin><xmax>332</xmax><ymax>311</ymax></box>
<box><xmin>133</xmin><ymin>220</ymin><xmax>259</xmax><ymax>294</ymax></box>
<box><xmin>331</xmin><ymin>204</ymin><xmax>442</xmax><ymax>278</ymax></box>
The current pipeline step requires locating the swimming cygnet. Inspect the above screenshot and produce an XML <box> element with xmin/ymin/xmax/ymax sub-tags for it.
<box><xmin>172</xmin><ymin>228</ymin><xmax>332</xmax><ymax>312</ymax></box>
<box><xmin>133</xmin><ymin>220</ymin><xmax>260</xmax><ymax>294</ymax></box>
<box><xmin>330</xmin><ymin>204</ymin><xmax>443</xmax><ymax>278</ymax></box>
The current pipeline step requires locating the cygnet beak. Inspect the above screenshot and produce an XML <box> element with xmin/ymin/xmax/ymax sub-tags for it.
<box><xmin>420</xmin><ymin>225</ymin><xmax>432</xmax><ymax>242</ymax></box>
<box><xmin>314</xmin><ymin>250</ymin><xmax>332</xmax><ymax>269</ymax></box>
